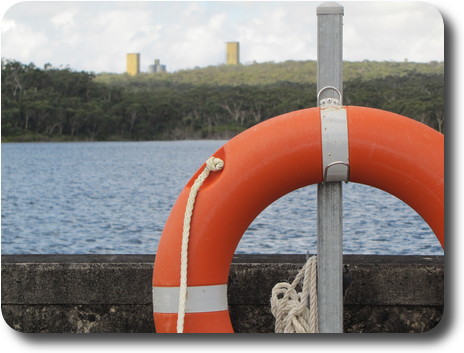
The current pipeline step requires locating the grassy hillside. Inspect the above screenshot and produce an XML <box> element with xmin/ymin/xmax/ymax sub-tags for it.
<box><xmin>95</xmin><ymin>60</ymin><xmax>444</xmax><ymax>87</ymax></box>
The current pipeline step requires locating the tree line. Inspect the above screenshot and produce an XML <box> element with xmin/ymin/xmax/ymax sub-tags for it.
<box><xmin>1</xmin><ymin>59</ymin><xmax>444</xmax><ymax>142</ymax></box>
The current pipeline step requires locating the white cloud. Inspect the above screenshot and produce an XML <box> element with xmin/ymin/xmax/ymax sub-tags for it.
<box><xmin>0</xmin><ymin>1</ymin><xmax>444</xmax><ymax>73</ymax></box>
<box><xmin>343</xmin><ymin>2</ymin><xmax>444</xmax><ymax>62</ymax></box>
<box><xmin>208</xmin><ymin>12</ymin><xmax>226</xmax><ymax>30</ymax></box>
<box><xmin>1</xmin><ymin>17</ymin><xmax>48</xmax><ymax>64</ymax></box>
<box><xmin>51</xmin><ymin>9</ymin><xmax>77</xmax><ymax>30</ymax></box>
<box><xmin>237</xmin><ymin>4</ymin><xmax>316</xmax><ymax>64</ymax></box>
<box><xmin>153</xmin><ymin>15</ymin><xmax>228</xmax><ymax>69</ymax></box>
<box><xmin>1</xmin><ymin>17</ymin><xmax>16</xmax><ymax>33</ymax></box>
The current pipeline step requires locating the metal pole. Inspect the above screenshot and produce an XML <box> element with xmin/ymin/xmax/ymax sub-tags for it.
<box><xmin>316</xmin><ymin>1</ymin><xmax>344</xmax><ymax>333</ymax></box>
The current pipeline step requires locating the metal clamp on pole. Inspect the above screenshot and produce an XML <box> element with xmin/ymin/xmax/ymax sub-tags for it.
<box><xmin>318</xmin><ymin>86</ymin><xmax>350</xmax><ymax>183</ymax></box>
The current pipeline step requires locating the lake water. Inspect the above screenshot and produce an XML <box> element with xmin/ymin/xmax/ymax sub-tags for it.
<box><xmin>1</xmin><ymin>140</ymin><xmax>443</xmax><ymax>255</ymax></box>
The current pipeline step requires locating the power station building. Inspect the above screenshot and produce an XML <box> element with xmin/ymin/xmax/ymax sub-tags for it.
<box><xmin>126</xmin><ymin>53</ymin><xmax>140</xmax><ymax>76</ymax></box>
<box><xmin>226</xmin><ymin>42</ymin><xmax>240</xmax><ymax>65</ymax></box>
<box><xmin>148</xmin><ymin>59</ymin><xmax>167</xmax><ymax>73</ymax></box>
<box><xmin>126</xmin><ymin>54</ymin><xmax>167</xmax><ymax>75</ymax></box>
<box><xmin>125</xmin><ymin>42</ymin><xmax>240</xmax><ymax>75</ymax></box>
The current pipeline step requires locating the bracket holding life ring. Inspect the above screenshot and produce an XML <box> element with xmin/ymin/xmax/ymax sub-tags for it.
<box><xmin>317</xmin><ymin>86</ymin><xmax>343</xmax><ymax>107</ymax></box>
<box><xmin>323</xmin><ymin>161</ymin><xmax>350</xmax><ymax>183</ymax></box>
<box><xmin>318</xmin><ymin>86</ymin><xmax>349</xmax><ymax>183</ymax></box>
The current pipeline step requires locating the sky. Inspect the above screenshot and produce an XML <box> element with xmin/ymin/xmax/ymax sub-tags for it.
<box><xmin>1</xmin><ymin>1</ymin><xmax>444</xmax><ymax>74</ymax></box>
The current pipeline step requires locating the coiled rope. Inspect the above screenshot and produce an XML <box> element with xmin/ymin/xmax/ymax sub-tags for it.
<box><xmin>271</xmin><ymin>255</ymin><xmax>319</xmax><ymax>333</ymax></box>
<box><xmin>177</xmin><ymin>156</ymin><xmax>224</xmax><ymax>333</ymax></box>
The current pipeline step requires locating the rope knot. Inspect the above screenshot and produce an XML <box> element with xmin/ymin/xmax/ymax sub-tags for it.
<box><xmin>271</xmin><ymin>255</ymin><xmax>318</xmax><ymax>333</ymax></box>
<box><xmin>205</xmin><ymin>157</ymin><xmax>224</xmax><ymax>172</ymax></box>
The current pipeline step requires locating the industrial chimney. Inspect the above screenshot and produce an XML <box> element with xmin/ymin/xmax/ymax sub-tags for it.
<box><xmin>226</xmin><ymin>42</ymin><xmax>240</xmax><ymax>65</ymax></box>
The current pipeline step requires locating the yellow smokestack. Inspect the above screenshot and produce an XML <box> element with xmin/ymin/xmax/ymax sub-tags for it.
<box><xmin>126</xmin><ymin>53</ymin><xmax>140</xmax><ymax>76</ymax></box>
<box><xmin>226</xmin><ymin>42</ymin><xmax>240</xmax><ymax>65</ymax></box>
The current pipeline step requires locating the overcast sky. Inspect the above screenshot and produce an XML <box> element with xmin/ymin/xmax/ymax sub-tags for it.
<box><xmin>0</xmin><ymin>1</ymin><xmax>445</xmax><ymax>73</ymax></box>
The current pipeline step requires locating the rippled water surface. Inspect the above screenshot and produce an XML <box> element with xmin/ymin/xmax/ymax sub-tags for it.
<box><xmin>1</xmin><ymin>141</ymin><xmax>443</xmax><ymax>255</ymax></box>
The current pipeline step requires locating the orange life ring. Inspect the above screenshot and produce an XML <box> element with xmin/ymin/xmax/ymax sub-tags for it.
<box><xmin>152</xmin><ymin>106</ymin><xmax>444</xmax><ymax>333</ymax></box>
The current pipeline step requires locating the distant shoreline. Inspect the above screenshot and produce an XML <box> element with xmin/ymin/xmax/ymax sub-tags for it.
<box><xmin>1</xmin><ymin>134</ymin><xmax>238</xmax><ymax>143</ymax></box>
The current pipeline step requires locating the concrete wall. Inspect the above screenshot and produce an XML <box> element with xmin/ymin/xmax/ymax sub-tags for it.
<box><xmin>1</xmin><ymin>254</ymin><xmax>443</xmax><ymax>333</ymax></box>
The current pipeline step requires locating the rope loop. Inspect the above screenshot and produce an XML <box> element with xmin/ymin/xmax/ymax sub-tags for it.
<box><xmin>271</xmin><ymin>255</ymin><xmax>318</xmax><ymax>333</ymax></box>
<box><xmin>177</xmin><ymin>156</ymin><xmax>224</xmax><ymax>333</ymax></box>
<box><xmin>206</xmin><ymin>157</ymin><xmax>224</xmax><ymax>172</ymax></box>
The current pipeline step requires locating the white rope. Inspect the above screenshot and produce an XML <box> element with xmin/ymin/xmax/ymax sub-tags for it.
<box><xmin>177</xmin><ymin>156</ymin><xmax>224</xmax><ymax>333</ymax></box>
<box><xmin>271</xmin><ymin>255</ymin><xmax>318</xmax><ymax>333</ymax></box>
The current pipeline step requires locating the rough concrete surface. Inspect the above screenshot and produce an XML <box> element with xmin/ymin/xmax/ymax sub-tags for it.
<box><xmin>1</xmin><ymin>254</ymin><xmax>443</xmax><ymax>333</ymax></box>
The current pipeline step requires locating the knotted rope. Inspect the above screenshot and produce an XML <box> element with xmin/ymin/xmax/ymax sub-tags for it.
<box><xmin>271</xmin><ymin>255</ymin><xmax>318</xmax><ymax>333</ymax></box>
<box><xmin>177</xmin><ymin>156</ymin><xmax>224</xmax><ymax>333</ymax></box>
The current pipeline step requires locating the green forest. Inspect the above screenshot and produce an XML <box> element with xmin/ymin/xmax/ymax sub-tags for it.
<box><xmin>1</xmin><ymin>59</ymin><xmax>444</xmax><ymax>142</ymax></box>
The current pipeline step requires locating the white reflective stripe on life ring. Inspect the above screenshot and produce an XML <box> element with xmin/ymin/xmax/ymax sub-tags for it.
<box><xmin>152</xmin><ymin>284</ymin><xmax>228</xmax><ymax>314</ymax></box>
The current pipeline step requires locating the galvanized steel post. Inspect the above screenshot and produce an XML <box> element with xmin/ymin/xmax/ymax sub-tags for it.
<box><xmin>316</xmin><ymin>1</ymin><xmax>344</xmax><ymax>333</ymax></box>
